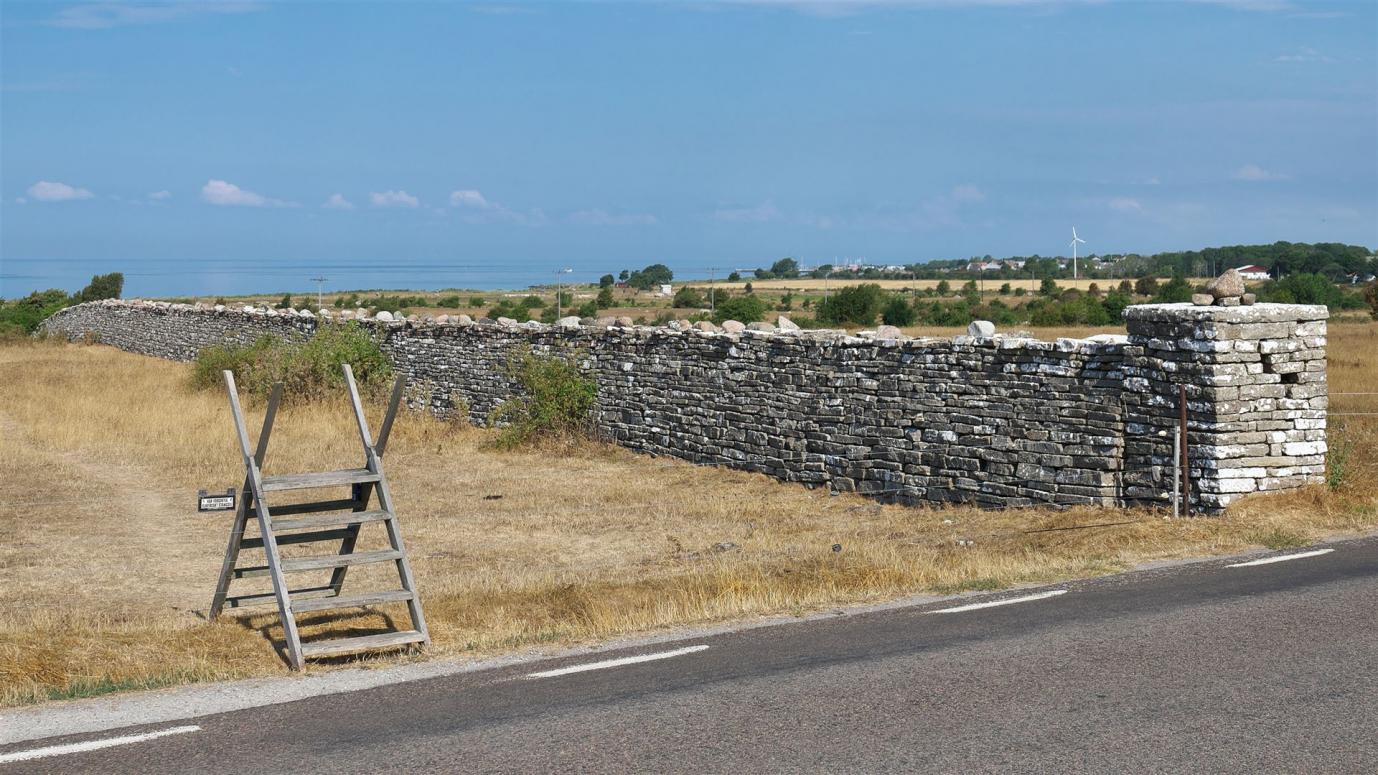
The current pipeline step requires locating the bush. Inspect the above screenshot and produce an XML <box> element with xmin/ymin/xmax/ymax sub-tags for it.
<box><xmin>0</xmin><ymin>288</ymin><xmax>71</xmax><ymax>334</ymax></box>
<box><xmin>1256</xmin><ymin>273</ymin><xmax>1366</xmax><ymax>310</ymax></box>
<box><xmin>75</xmin><ymin>272</ymin><xmax>123</xmax><ymax>304</ymax></box>
<box><xmin>672</xmin><ymin>286</ymin><xmax>706</xmax><ymax>308</ymax></box>
<box><xmin>470</xmin><ymin>296</ymin><xmax>486</xmax><ymax>307</ymax></box>
<box><xmin>190</xmin><ymin>323</ymin><xmax>392</xmax><ymax>404</ymax></box>
<box><xmin>1366</xmin><ymin>280</ymin><xmax>1378</xmax><ymax>320</ymax></box>
<box><xmin>712</xmin><ymin>295</ymin><xmax>769</xmax><ymax>324</ymax></box>
<box><xmin>880</xmin><ymin>296</ymin><xmax>916</xmax><ymax>326</ymax></box>
<box><xmin>817</xmin><ymin>283</ymin><xmax>886</xmax><ymax>326</ymax></box>
<box><xmin>491</xmin><ymin>348</ymin><xmax>597</xmax><ymax>448</ymax></box>
<box><xmin>596</xmin><ymin>286</ymin><xmax>615</xmax><ymax>309</ymax></box>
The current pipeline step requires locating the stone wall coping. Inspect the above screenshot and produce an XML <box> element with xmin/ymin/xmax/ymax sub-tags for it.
<box><xmin>67</xmin><ymin>299</ymin><xmax>1141</xmax><ymax>355</ymax></box>
<box><xmin>1122</xmin><ymin>302</ymin><xmax>1328</xmax><ymax>323</ymax></box>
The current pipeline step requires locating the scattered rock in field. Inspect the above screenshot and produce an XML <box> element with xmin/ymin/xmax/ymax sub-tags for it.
<box><xmin>711</xmin><ymin>542</ymin><xmax>740</xmax><ymax>553</ymax></box>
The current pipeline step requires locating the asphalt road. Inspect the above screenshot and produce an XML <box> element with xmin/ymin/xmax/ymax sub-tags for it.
<box><xmin>4</xmin><ymin>537</ymin><xmax>1377</xmax><ymax>774</ymax></box>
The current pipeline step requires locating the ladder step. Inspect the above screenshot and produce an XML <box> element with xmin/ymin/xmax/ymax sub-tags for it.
<box><xmin>224</xmin><ymin>585</ymin><xmax>337</xmax><ymax>609</ymax></box>
<box><xmin>272</xmin><ymin>509</ymin><xmax>391</xmax><ymax>532</ymax></box>
<box><xmin>291</xmin><ymin>589</ymin><xmax>413</xmax><ymax>613</ymax></box>
<box><xmin>270</xmin><ymin>498</ymin><xmax>362</xmax><ymax>517</ymax></box>
<box><xmin>242</xmin><ymin>528</ymin><xmax>351</xmax><ymax>549</ymax></box>
<box><xmin>280</xmin><ymin>549</ymin><xmax>402</xmax><ymax>573</ymax></box>
<box><xmin>261</xmin><ymin>469</ymin><xmax>381</xmax><ymax>492</ymax></box>
<box><xmin>299</xmin><ymin>629</ymin><xmax>427</xmax><ymax>659</ymax></box>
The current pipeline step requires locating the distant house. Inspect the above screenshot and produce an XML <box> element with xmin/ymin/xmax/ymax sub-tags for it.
<box><xmin>659</xmin><ymin>284</ymin><xmax>673</xmax><ymax>297</ymax></box>
<box><xmin>1234</xmin><ymin>265</ymin><xmax>1271</xmax><ymax>281</ymax></box>
<box><xmin>965</xmin><ymin>261</ymin><xmax>1002</xmax><ymax>272</ymax></box>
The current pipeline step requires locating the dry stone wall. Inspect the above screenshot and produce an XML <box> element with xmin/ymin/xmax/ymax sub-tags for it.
<box><xmin>42</xmin><ymin>298</ymin><xmax>1328</xmax><ymax>513</ymax></box>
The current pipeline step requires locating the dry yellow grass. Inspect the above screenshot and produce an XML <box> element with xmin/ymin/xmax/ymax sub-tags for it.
<box><xmin>2</xmin><ymin>324</ymin><xmax>1375</xmax><ymax>706</ymax></box>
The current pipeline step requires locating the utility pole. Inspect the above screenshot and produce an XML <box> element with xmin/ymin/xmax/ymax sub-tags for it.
<box><xmin>310</xmin><ymin>276</ymin><xmax>328</xmax><ymax>309</ymax></box>
<box><xmin>708</xmin><ymin>267</ymin><xmax>718</xmax><ymax>314</ymax></box>
<box><xmin>555</xmin><ymin>267</ymin><xmax>572</xmax><ymax>319</ymax></box>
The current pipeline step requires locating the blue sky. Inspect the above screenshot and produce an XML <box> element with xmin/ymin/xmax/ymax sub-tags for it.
<box><xmin>2</xmin><ymin>0</ymin><xmax>1375</xmax><ymax>297</ymax></box>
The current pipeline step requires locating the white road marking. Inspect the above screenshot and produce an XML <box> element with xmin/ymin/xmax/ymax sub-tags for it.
<box><xmin>1227</xmin><ymin>547</ymin><xmax>1333</xmax><ymax>568</ymax></box>
<box><xmin>526</xmin><ymin>645</ymin><xmax>709</xmax><ymax>679</ymax></box>
<box><xmin>0</xmin><ymin>725</ymin><xmax>201</xmax><ymax>764</ymax></box>
<box><xmin>930</xmin><ymin>589</ymin><xmax>1067</xmax><ymax>614</ymax></box>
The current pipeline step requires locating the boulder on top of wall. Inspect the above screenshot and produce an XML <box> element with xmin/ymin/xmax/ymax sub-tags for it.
<box><xmin>615</xmin><ymin>316</ymin><xmax>634</xmax><ymax>327</ymax></box>
<box><xmin>454</xmin><ymin>314</ymin><xmax>474</xmax><ymax>325</ymax></box>
<box><xmin>875</xmin><ymin>325</ymin><xmax>903</xmax><ymax>339</ymax></box>
<box><xmin>693</xmin><ymin>320</ymin><xmax>718</xmax><ymax>333</ymax></box>
<box><xmin>214</xmin><ymin>304</ymin><xmax>226</xmax><ymax>312</ymax></box>
<box><xmin>375</xmin><ymin>310</ymin><xmax>395</xmax><ymax>322</ymax></box>
<box><xmin>497</xmin><ymin>317</ymin><xmax>518</xmax><ymax>327</ymax></box>
<box><xmin>777</xmin><ymin>315</ymin><xmax>800</xmax><ymax>332</ymax></box>
<box><xmin>477</xmin><ymin>317</ymin><xmax>494</xmax><ymax>325</ymax></box>
<box><xmin>746</xmin><ymin>322</ymin><xmax>775</xmax><ymax>332</ymax></box>
<box><xmin>721</xmin><ymin>320</ymin><xmax>746</xmax><ymax>333</ymax></box>
<box><xmin>1241</xmin><ymin>293</ymin><xmax>1257</xmax><ymax>306</ymax></box>
<box><xmin>593</xmin><ymin>316</ymin><xmax>616</xmax><ymax>328</ymax></box>
<box><xmin>242</xmin><ymin>305</ymin><xmax>256</xmax><ymax>313</ymax></box>
<box><xmin>967</xmin><ymin>320</ymin><xmax>995</xmax><ymax>338</ymax></box>
<box><xmin>355</xmin><ymin>308</ymin><xmax>369</xmax><ymax>319</ymax></box>
<box><xmin>1191</xmin><ymin>293</ymin><xmax>1214</xmax><ymax>306</ymax></box>
<box><xmin>557</xmin><ymin>315</ymin><xmax>582</xmax><ymax>328</ymax></box>
<box><xmin>1206</xmin><ymin>268</ymin><xmax>1246</xmax><ymax>300</ymax></box>
<box><xmin>299</xmin><ymin>309</ymin><xmax>315</xmax><ymax>319</ymax></box>
<box><xmin>434</xmin><ymin>314</ymin><xmax>449</xmax><ymax>324</ymax></box>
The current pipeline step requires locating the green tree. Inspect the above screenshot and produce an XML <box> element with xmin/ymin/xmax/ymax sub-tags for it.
<box><xmin>75</xmin><ymin>272</ymin><xmax>124</xmax><ymax>303</ymax></box>
<box><xmin>596</xmin><ymin>286</ymin><xmax>615</xmax><ymax>309</ymax></box>
<box><xmin>276</xmin><ymin>294</ymin><xmax>293</xmax><ymax>309</ymax></box>
<box><xmin>935</xmin><ymin>280</ymin><xmax>951</xmax><ymax>296</ymax></box>
<box><xmin>1365</xmin><ymin>280</ymin><xmax>1378</xmax><ymax>320</ymax></box>
<box><xmin>1134</xmin><ymin>276</ymin><xmax>1160</xmax><ymax>296</ymax></box>
<box><xmin>881</xmin><ymin>295</ymin><xmax>916</xmax><ymax>326</ymax></box>
<box><xmin>1040</xmin><ymin>278</ymin><xmax>1060</xmax><ymax>297</ymax></box>
<box><xmin>672</xmin><ymin>286</ymin><xmax>706</xmax><ymax>308</ymax></box>
<box><xmin>770</xmin><ymin>257</ymin><xmax>800</xmax><ymax>278</ymax></box>
<box><xmin>626</xmin><ymin>263</ymin><xmax>673</xmax><ymax>290</ymax></box>
<box><xmin>998</xmin><ymin>283</ymin><xmax>1011</xmax><ymax>295</ymax></box>
<box><xmin>727</xmin><ymin>271</ymin><xmax>741</xmax><ymax>283</ymax></box>
<box><xmin>1152</xmin><ymin>270</ymin><xmax>1194</xmax><ymax>303</ymax></box>
<box><xmin>599</xmin><ymin>274</ymin><xmax>616</xmax><ymax>288</ymax></box>
<box><xmin>817</xmin><ymin>283</ymin><xmax>886</xmax><ymax>326</ymax></box>
<box><xmin>712</xmin><ymin>294</ymin><xmax>768</xmax><ymax>324</ymax></box>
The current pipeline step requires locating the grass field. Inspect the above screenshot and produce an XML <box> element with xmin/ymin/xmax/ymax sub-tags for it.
<box><xmin>2</xmin><ymin>324</ymin><xmax>1375</xmax><ymax>706</ymax></box>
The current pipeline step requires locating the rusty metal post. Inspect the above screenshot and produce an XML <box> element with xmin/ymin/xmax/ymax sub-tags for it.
<box><xmin>1179</xmin><ymin>384</ymin><xmax>1190</xmax><ymax>515</ymax></box>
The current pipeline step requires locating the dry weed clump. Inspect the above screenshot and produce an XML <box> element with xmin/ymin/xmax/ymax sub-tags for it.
<box><xmin>1</xmin><ymin>323</ymin><xmax>1375</xmax><ymax>706</ymax></box>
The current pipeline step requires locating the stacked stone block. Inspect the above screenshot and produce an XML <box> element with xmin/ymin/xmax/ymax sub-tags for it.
<box><xmin>41</xmin><ymin>298</ymin><xmax>1329</xmax><ymax>513</ymax></box>
<box><xmin>1122</xmin><ymin>303</ymin><xmax>1328</xmax><ymax>512</ymax></box>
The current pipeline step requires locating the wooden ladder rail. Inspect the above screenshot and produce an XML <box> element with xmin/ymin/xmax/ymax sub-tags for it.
<box><xmin>342</xmin><ymin>366</ymin><xmax>430</xmax><ymax>647</ymax></box>
<box><xmin>218</xmin><ymin>372</ymin><xmax>307</xmax><ymax>669</ymax></box>
<box><xmin>325</xmin><ymin>377</ymin><xmax>403</xmax><ymax>596</ymax></box>
<box><xmin>209</xmin><ymin>382</ymin><xmax>282</xmax><ymax>618</ymax></box>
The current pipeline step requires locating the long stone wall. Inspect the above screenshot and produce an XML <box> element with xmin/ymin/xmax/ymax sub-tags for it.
<box><xmin>42</xmin><ymin>298</ymin><xmax>1328</xmax><ymax>513</ymax></box>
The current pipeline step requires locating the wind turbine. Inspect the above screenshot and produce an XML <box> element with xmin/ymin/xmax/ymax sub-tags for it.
<box><xmin>1070</xmin><ymin>227</ymin><xmax>1086</xmax><ymax>280</ymax></box>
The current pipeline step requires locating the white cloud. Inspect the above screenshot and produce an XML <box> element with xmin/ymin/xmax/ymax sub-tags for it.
<box><xmin>370</xmin><ymin>190</ymin><xmax>420</xmax><ymax>208</ymax></box>
<box><xmin>27</xmin><ymin>180</ymin><xmax>95</xmax><ymax>202</ymax></box>
<box><xmin>1275</xmin><ymin>47</ymin><xmax>1335</xmax><ymax>63</ymax></box>
<box><xmin>950</xmin><ymin>183</ymin><xmax>985</xmax><ymax>203</ymax></box>
<box><xmin>449</xmin><ymin>189</ymin><xmax>491</xmax><ymax>208</ymax></box>
<box><xmin>567</xmin><ymin>209</ymin><xmax>659</xmax><ymax>226</ymax></box>
<box><xmin>201</xmin><ymin>179</ymin><xmax>294</xmax><ymax>207</ymax></box>
<box><xmin>148</xmin><ymin>190</ymin><xmax>171</xmax><ymax>200</ymax></box>
<box><xmin>712</xmin><ymin>201</ymin><xmax>782</xmax><ymax>223</ymax></box>
<box><xmin>1233</xmin><ymin>164</ymin><xmax>1290</xmax><ymax>182</ymax></box>
<box><xmin>1108</xmin><ymin>197</ymin><xmax>1143</xmax><ymax>213</ymax></box>
<box><xmin>322</xmin><ymin>193</ymin><xmax>355</xmax><ymax>210</ymax></box>
<box><xmin>46</xmin><ymin>2</ymin><xmax>262</xmax><ymax>30</ymax></box>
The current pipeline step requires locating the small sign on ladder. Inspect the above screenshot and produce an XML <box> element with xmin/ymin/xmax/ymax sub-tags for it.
<box><xmin>198</xmin><ymin>488</ymin><xmax>236</xmax><ymax>512</ymax></box>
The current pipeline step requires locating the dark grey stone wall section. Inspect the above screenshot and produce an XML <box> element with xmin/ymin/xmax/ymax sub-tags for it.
<box><xmin>42</xmin><ymin>299</ymin><xmax>1327</xmax><ymax>512</ymax></box>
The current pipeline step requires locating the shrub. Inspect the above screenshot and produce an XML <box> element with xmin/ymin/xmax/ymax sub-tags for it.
<box><xmin>712</xmin><ymin>295</ymin><xmax>769</xmax><ymax>324</ymax></box>
<box><xmin>491</xmin><ymin>348</ymin><xmax>597</xmax><ymax>448</ymax></box>
<box><xmin>1366</xmin><ymin>280</ymin><xmax>1378</xmax><ymax>320</ymax></box>
<box><xmin>75</xmin><ymin>272</ymin><xmax>123</xmax><ymax>304</ymax></box>
<box><xmin>470</xmin><ymin>296</ymin><xmax>486</xmax><ymax>307</ymax></box>
<box><xmin>190</xmin><ymin>323</ymin><xmax>392</xmax><ymax>404</ymax></box>
<box><xmin>672</xmin><ymin>287</ymin><xmax>706</xmax><ymax>308</ymax></box>
<box><xmin>0</xmin><ymin>289</ymin><xmax>71</xmax><ymax>334</ymax></box>
<box><xmin>998</xmin><ymin>283</ymin><xmax>1011</xmax><ymax>295</ymax></box>
<box><xmin>1256</xmin><ymin>273</ymin><xmax>1366</xmax><ymax>310</ymax></box>
<box><xmin>817</xmin><ymin>283</ymin><xmax>885</xmax><ymax>326</ymax></box>
<box><xmin>880</xmin><ymin>296</ymin><xmax>916</xmax><ymax>326</ymax></box>
<box><xmin>596</xmin><ymin>286</ymin><xmax>615</xmax><ymax>309</ymax></box>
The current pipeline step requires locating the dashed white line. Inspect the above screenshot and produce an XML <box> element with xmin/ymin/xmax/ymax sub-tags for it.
<box><xmin>930</xmin><ymin>589</ymin><xmax>1067</xmax><ymax>614</ymax></box>
<box><xmin>1227</xmin><ymin>547</ymin><xmax>1333</xmax><ymax>568</ymax></box>
<box><xmin>526</xmin><ymin>645</ymin><xmax>709</xmax><ymax>679</ymax></box>
<box><xmin>0</xmin><ymin>725</ymin><xmax>201</xmax><ymax>764</ymax></box>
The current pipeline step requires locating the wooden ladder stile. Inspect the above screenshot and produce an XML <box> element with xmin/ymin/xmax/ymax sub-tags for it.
<box><xmin>208</xmin><ymin>367</ymin><xmax>428</xmax><ymax>668</ymax></box>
